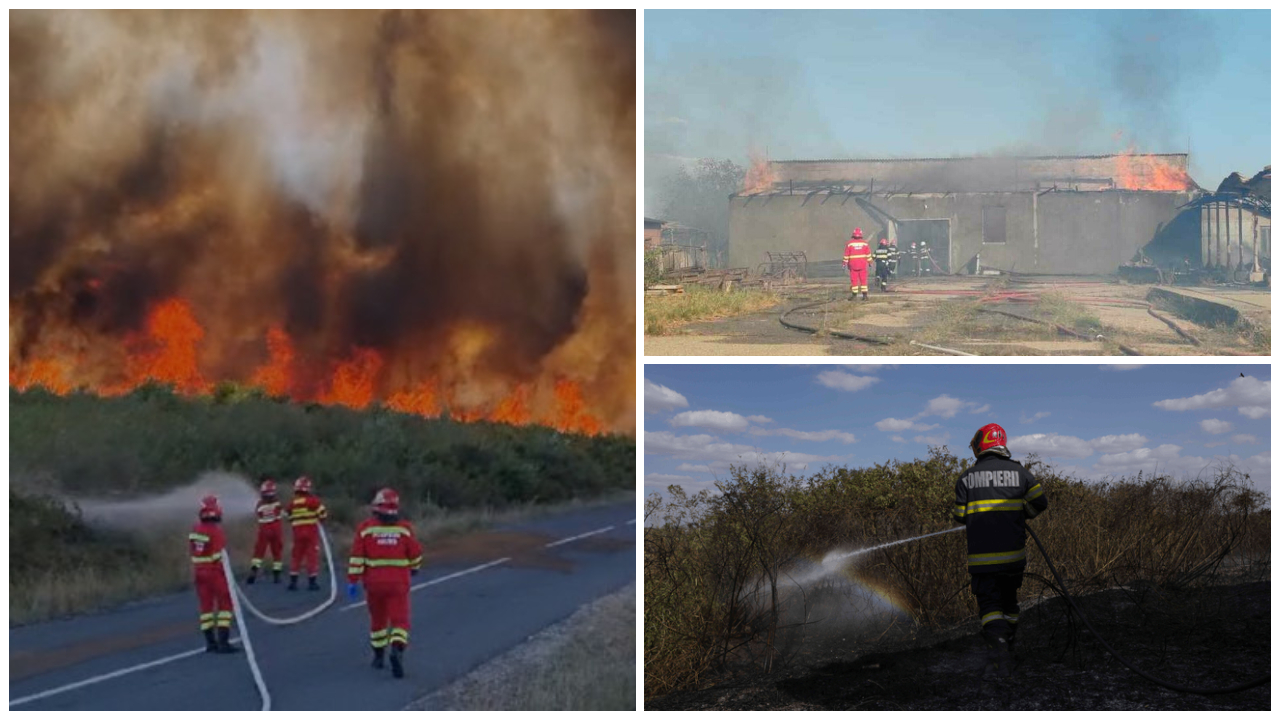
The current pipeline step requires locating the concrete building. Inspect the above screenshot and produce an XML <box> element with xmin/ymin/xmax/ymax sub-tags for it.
<box><xmin>728</xmin><ymin>154</ymin><xmax>1198</xmax><ymax>275</ymax></box>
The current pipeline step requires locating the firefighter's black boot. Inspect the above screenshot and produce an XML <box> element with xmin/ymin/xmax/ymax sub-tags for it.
<box><xmin>371</xmin><ymin>646</ymin><xmax>386</xmax><ymax>670</ymax></box>
<box><xmin>216</xmin><ymin>627</ymin><xmax>239</xmax><ymax>654</ymax></box>
<box><xmin>389</xmin><ymin>644</ymin><xmax>405</xmax><ymax>678</ymax></box>
<box><xmin>308</xmin><ymin>576</ymin><xmax>321</xmax><ymax>591</ymax></box>
<box><xmin>246</xmin><ymin>566</ymin><xmax>258</xmax><ymax>585</ymax></box>
<box><xmin>984</xmin><ymin>637</ymin><xmax>1012</xmax><ymax>679</ymax></box>
<box><xmin>204</xmin><ymin>629</ymin><xmax>218</xmax><ymax>653</ymax></box>
<box><xmin>272</xmin><ymin>568</ymin><xmax>282</xmax><ymax>584</ymax></box>
<box><xmin>287</xmin><ymin>574</ymin><xmax>298</xmax><ymax>591</ymax></box>
<box><xmin>861</xmin><ymin>292</ymin><xmax>869</xmax><ymax>301</ymax></box>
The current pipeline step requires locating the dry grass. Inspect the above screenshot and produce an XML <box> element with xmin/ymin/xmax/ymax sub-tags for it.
<box><xmin>409</xmin><ymin>585</ymin><xmax>636</xmax><ymax>710</ymax></box>
<box><xmin>645</xmin><ymin>286</ymin><xmax>779</xmax><ymax>335</ymax></box>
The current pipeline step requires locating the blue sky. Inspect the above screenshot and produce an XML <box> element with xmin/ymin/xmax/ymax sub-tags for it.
<box><xmin>644</xmin><ymin>364</ymin><xmax>1271</xmax><ymax>501</ymax></box>
<box><xmin>644</xmin><ymin>9</ymin><xmax>1270</xmax><ymax>211</ymax></box>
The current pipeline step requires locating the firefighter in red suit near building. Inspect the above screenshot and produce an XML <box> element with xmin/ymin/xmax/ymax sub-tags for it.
<box><xmin>190</xmin><ymin>495</ymin><xmax>238</xmax><ymax>654</ymax></box>
<box><xmin>246</xmin><ymin>478</ymin><xmax>285</xmax><ymax>584</ymax></box>
<box><xmin>286</xmin><ymin>476</ymin><xmax>328</xmax><ymax>591</ymax></box>
<box><xmin>843</xmin><ymin>228</ymin><xmax>872</xmax><ymax>301</ymax></box>
<box><xmin>347</xmin><ymin>488</ymin><xmax>423</xmax><ymax>678</ymax></box>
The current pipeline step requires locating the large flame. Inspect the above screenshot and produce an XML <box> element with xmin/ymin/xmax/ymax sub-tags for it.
<box><xmin>9</xmin><ymin>10</ymin><xmax>635</xmax><ymax>436</ymax></box>
<box><xmin>1113</xmin><ymin>149</ymin><xmax>1191</xmax><ymax>192</ymax></box>
<box><xmin>741</xmin><ymin>150</ymin><xmax>777</xmax><ymax>195</ymax></box>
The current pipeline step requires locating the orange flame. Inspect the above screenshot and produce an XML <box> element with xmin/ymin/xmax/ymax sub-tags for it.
<box><xmin>11</xmin><ymin>295</ymin><xmax>606</xmax><ymax>436</ymax></box>
<box><xmin>1114</xmin><ymin>150</ymin><xmax>1190</xmax><ymax>192</ymax></box>
<box><xmin>741</xmin><ymin>150</ymin><xmax>777</xmax><ymax>195</ymax></box>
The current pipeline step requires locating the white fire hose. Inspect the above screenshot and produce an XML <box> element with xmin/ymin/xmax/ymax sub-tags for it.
<box><xmin>219</xmin><ymin>524</ymin><xmax>338</xmax><ymax>711</ymax></box>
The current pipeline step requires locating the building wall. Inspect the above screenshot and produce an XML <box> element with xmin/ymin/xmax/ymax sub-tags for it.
<box><xmin>643</xmin><ymin>226</ymin><xmax>662</xmax><ymax>249</ymax></box>
<box><xmin>728</xmin><ymin>190</ymin><xmax>1190</xmax><ymax>275</ymax></box>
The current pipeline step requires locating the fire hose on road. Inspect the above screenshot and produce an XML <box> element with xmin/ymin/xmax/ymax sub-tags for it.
<box><xmin>220</xmin><ymin>524</ymin><xmax>338</xmax><ymax>711</ymax></box>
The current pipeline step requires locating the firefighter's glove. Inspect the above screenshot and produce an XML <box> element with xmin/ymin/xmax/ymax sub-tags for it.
<box><xmin>347</xmin><ymin>582</ymin><xmax>361</xmax><ymax>601</ymax></box>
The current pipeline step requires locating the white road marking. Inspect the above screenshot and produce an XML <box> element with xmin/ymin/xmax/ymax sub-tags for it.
<box><xmin>625</xmin><ymin>519</ymin><xmax>636</xmax><ymax>525</ymax></box>
<box><xmin>340</xmin><ymin>557</ymin><xmax>513</xmax><ymax>612</ymax></box>
<box><xmin>544</xmin><ymin>525</ymin><xmax>614</xmax><ymax>548</ymax></box>
<box><xmin>10</xmin><ymin>516</ymin><xmax>632</xmax><ymax>707</ymax></box>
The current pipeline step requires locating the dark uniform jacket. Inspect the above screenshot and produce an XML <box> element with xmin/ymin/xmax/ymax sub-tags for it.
<box><xmin>952</xmin><ymin>453</ymin><xmax>1047</xmax><ymax>574</ymax></box>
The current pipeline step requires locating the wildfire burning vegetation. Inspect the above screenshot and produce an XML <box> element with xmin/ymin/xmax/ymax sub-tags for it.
<box><xmin>10</xmin><ymin>10</ymin><xmax>636</xmax><ymax>436</ymax></box>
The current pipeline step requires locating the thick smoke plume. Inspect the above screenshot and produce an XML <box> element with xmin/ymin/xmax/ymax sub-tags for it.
<box><xmin>74</xmin><ymin>471</ymin><xmax>260</xmax><ymax>531</ymax></box>
<box><xmin>11</xmin><ymin>10</ymin><xmax>635</xmax><ymax>432</ymax></box>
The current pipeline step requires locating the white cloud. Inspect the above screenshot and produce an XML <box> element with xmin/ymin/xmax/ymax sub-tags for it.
<box><xmin>1091</xmin><ymin>434</ymin><xmax>1148</xmax><ymax>453</ymax></box>
<box><xmin>676</xmin><ymin>463</ymin><xmax>713</xmax><ymax>473</ymax></box>
<box><xmin>1199</xmin><ymin>418</ymin><xmax>1233</xmax><ymax>435</ymax></box>
<box><xmin>890</xmin><ymin>435</ymin><xmax>907</xmax><ymax>443</ymax></box>
<box><xmin>752</xmin><ymin>428</ymin><xmax>858</xmax><ymax>444</ymax></box>
<box><xmin>914</xmin><ymin>433</ymin><xmax>951</xmax><ymax>445</ymax></box>
<box><xmin>645</xmin><ymin>473</ymin><xmax>696</xmax><ymax>484</ymax></box>
<box><xmin>1231</xmin><ymin>434</ymin><xmax>1258</xmax><ymax>445</ymax></box>
<box><xmin>1153</xmin><ymin>377</ymin><xmax>1270</xmax><ymax>419</ymax></box>
<box><xmin>842</xmin><ymin>364</ymin><xmax>899</xmax><ymax>372</ymax></box>
<box><xmin>815</xmin><ymin>370</ymin><xmax>880</xmax><ymax>393</ymax></box>
<box><xmin>1244</xmin><ymin>450</ymin><xmax>1271</xmax><ymax>475</ymax></box>
<box><xmin>669</xmin><ymin>410</ymin><xmax>750</xmax><ymax>432</ymax></box>
<box><xmin>1205</xmin><ymin>441</ymin><xmax>1227</xmax><ymax>448</ymax></box>
<box><xmin>1020</xmin><ymin>411</ymin><xmax>1051</xmax><ymax>423</ymax></box>
<box><xmin>1101</xmin><ymin>364</ymin><xmax>1147</xmax><ymax>371</ymax></box>
<box><xmin>746</xmin><ymin>415</ymin><xmax>774</xmax><ymax>424</ymax></box>
<box><xmin>875</xmin><ymin>418</ymin><xmax>940</xmax><ymax>433</ymax></box>
<box><xmin>645</xmin><ymin>379</ymin><xmax>689</xmax><ymax>413</ymax></box>
<box><xmin>1095</xmin><ymin>444</ymin><xmax>1199</xmax><ymax>475</ymax></box>
<box><xmin>918</xmin><ymin>395</ymin><xmax>965</xmax><ymax>419</ymax></box>
<box><xmin>1011</xmin><ymin>433</ymin><xmax>1096</xmax><ymax>458</ymax></box>
<box><xmin>915</xmin><ymin>395</ymin><xmax>988</xmax><ymax>420</ymax></box>
<box><xmin>644</xmin><ymin>431</ymin><xmax>845</xmax><ymax>470</ymax></box>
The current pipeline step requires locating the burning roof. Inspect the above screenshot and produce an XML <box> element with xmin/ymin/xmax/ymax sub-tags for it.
<box><xmin>736</xmin><ymin>153</ymin><xmax>1195</xmax><ymax>195</ymax></box>
<box><xmin>9</xmin><ymin>10</ymin><xmax>636</xmax><ymax>435</ymax></box>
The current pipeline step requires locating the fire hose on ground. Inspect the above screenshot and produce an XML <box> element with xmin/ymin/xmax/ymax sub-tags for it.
<box><xmin>220</xmin><ymin>524</ymin><xmax>338</xmax><ymax>711</ymax></box>
<box><xmin>1024</xmin><ymin>525</ymin><xmax>1269</xmax><ymax>696</ymax></box>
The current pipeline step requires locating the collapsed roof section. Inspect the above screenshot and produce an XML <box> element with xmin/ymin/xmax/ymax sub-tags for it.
<box><xmin>736</xmin><ymin>154</ymin><xmax>1197</xmax><ymax>196</ymax></box>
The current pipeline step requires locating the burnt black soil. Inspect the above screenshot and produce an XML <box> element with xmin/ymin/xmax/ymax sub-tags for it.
<box><xmin>646</xmin><ymin>580</ymin><xmax>1270</xmax><ymax>711</ymax></box>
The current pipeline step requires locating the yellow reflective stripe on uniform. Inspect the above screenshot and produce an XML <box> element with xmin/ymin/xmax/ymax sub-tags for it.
<box><xmin>408</xmin><ymin>556</ymin><xmax>423</xmax><ymax>569</ymax></box>
<box><xmin>968</xmin><ymin>548</ymin><xmax>1027</xmax><ymax>566</ymax></box>
<box><xmin>1005</xmin><ymin>613</ymin><xmax>1020</xmax><ymax>624</ymax></box>
<box><xmin>364</xmin><ymin>558</ymin><xmax>413</xmax><ymax>568</ymax></box>
<box><xmin>360</xmin><ymin>525</ymin><xmax>410</xmax><ymax>537</ymax></box>
<box><xmin>953</xmin><ymin>504</ymin><xmax>966</xmax><ymax>518</ymax></box>
<box><xmin>980</xmin><ymin>611</ymin><xmax>1004</xmax><ymax>626</ymax></box>
<box><xmin>191</xmin><ymin>552</ymin><xmax>223</xmax><ymax>563</ymax></box>
<box><xmin>189</xmin><ymin>532</ymin><xmax>210</xmax><ymax>542</ymax></box>
<box><xmin>1025</xmin><ymin>484</ymin><xmax>1044</xmax><ymax>501</ymax></box>
<box><xmin>349</xmin><ymin>557</ymin><xmax>366</xmax><ymax>565</ymax></box>
<box><xmin>292</xmin><ymin>518</ymin><xmax>318</xmax><ymax>526</ymax></box>
<box><xmin>963</xmin><ymin>499</ymin><xmax>1025</xmax><ymax>515</ymax></box>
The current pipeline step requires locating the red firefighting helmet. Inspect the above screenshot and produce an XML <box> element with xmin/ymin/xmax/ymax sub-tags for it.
<box><xmin>852</xmin><ymin>228</ymin><xmax>863</xmax><ymax>239</ymax></box>
<box><xmin>200</xmin><ymin>494</ymin><xmax>223</xmax><ymax>520</ymax></box>
<box><xmin>879</xmin><ymin>238</ymin><xmax>889</xmax><ymax>247</ymax></box>
<box><xmin>372</xmin><ymin>487</ymin><xmax>400</xmax><ymax>515</ymax></box>
<box><xmin>260</xmin><ymin>479</ymin><xmax>277</xmax><ymax>496</ymax></box>
<box><xmin>969</xmin><ymin>423</ymin><xmax>1008</xmax><ymax>458</ymax></box>
<box><xmin>294</xmin><ymin>476</ymin><xmax>313</xmax><ymax>494</ymax></box>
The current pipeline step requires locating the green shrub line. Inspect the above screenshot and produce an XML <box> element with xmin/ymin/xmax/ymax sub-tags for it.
<box><xmin>10</xmin><ymin>384</ymin><xmax>635</xmax><ymax>623</ymax></box>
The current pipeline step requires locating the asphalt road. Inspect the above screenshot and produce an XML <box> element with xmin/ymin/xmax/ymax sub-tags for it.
<box><xmin>10</xmin><ymin>502</ymin><xmax>636</xmax><ymax>710</ymax></box>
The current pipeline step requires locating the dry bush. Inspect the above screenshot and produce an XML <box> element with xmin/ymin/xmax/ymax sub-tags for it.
<box><xmin>644</xmin><ymin>450</ymin><xmax>1269</xmax><ymax>698</ymax></box>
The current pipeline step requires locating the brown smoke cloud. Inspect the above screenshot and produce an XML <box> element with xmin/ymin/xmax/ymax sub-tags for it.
<box><xmin>10</xmin><ymin>9</ymin><xmax>635</xmax><ymax>434</ymax></box>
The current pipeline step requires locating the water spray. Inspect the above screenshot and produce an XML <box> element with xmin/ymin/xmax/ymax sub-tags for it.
<box><xmin>822</xmin><ymin>526</ymin><xmax>964</xmax><ymax>570</ymax></box>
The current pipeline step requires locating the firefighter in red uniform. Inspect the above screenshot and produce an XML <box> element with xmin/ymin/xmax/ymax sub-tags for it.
<box><xmin>347</xmin><ymin>488</ymin><xmax>423</xmax><ymax>678</ymax></box>
<box><xmin>286</xmin><ymin>476</ymin><xmax>328</xmax><ymax>591</ymax></box>
<box><xmin>843</xmin><ymin>228</ymin><xmax>872</xmax><ymax>301</ymax></box>
<box><xmin>247</xmin><ymin>478</ymin><xmax>285</xmax><ymax>584</ymax></box>
<box><xmin>953</xmin><ymin>423</ymin><xmax>1048</xmax><ymax>679</ymax></box>
<box><xmin>189</xmin><ymin>495</ymin><xmax>238</xmax><ymax>654</ymax></box>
